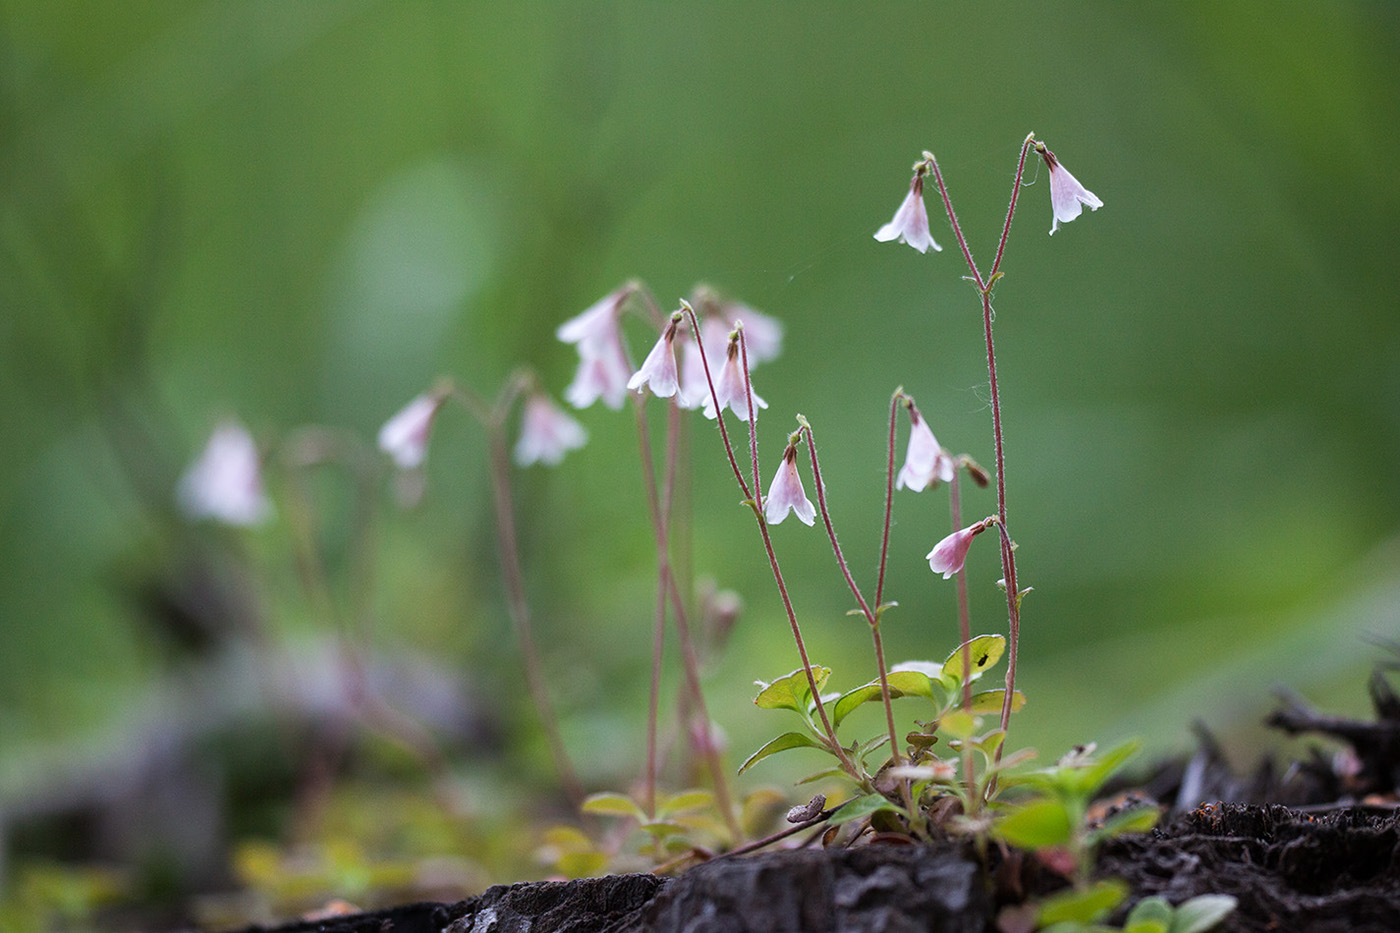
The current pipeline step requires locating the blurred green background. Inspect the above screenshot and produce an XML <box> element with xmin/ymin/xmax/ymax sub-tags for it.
<box><xmin>1</xmin><ymin>0</ymin><xmax>1398</xmax><ymax>910</ymax></box>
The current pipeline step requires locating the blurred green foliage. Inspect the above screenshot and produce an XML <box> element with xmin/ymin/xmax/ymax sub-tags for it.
<box><xmin>1</xmin><ymin>0</ymin><xmax>1399</xmax><ymax>915</ymax></box>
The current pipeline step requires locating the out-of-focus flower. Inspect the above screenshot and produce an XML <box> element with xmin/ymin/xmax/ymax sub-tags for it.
<box><xmin>692</xmin><ymin>286</ymin><xmax>784</xmax><ymax>365</ymax></box>
<box><xmin>514</xmin><ymin>394</ymin><xmax>587</xmax><ymax>467</ymax></box>
<box><xmin>178</xmin><ymin>420</ymin><xmax>273</xmax><ymax>526</ymax></box>
<box><xmin>627</xmin><ymin>314</ymin><xmax>686</xmax><ymax>402</ymax></box>
<box><xmin>703</xmin><ymin>331</ymin><xmax>768</xmax><ymax>422</ymax></box>
<box><xmin>896</xmin><ymin>404</ymin><xmax>955</xmax><ymax>492</ymax></box>
<box><xmin>564</xmin><ymin>345</ymin><xmax>631</xmax><ymax>410</ymax></box>
<box><xmin>719</xmin><ymin>302</ymin><xmax>783</xmax><ymax>364</ymax></box>
<box><xmin>678</xmin><ymin>335</ymin><xmax>713</xmax><ymax>410</ymax></box>
<box><xmin>556</xmin><ymin>284</ymin><xmax>632</xmax><ymax>354</ymax></box>
<box><xmin>927</xmin><ymin>518</ymin><xmax>994</xmax><ymax>579</ymax></box>
<box><xmin>1040</xmin><ymin>147</ymin><xmax>1103</xmax><ymax>235</ymax></box>
<box><xmin>559</xmin><ymin>285</ymin><xmax>635</xmax><ymax>410</ymax></box>
<box><xmin>378</xmin><ymin>391</ymin><xmax>448</xmax><ymax>469</ymax></box>
<box><xmin>765</xmin><ymin>444</ymin><xmax>816</xmax><ymax>526</ymax></box>
<box><xmin>874</xmin><ymin>171</ymin><xmax>941</xmax><ymax>254</ymax></box>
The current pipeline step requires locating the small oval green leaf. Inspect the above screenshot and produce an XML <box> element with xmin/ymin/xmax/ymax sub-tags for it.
<box><xmin>659</xmin><ymin>789</ymin><xmax>715</xmax><ymax>817</ymax></box>
<box><xmin>965</xmin><ymin>688</ymin><xmax>1027</xmax><ymax>714</ymax></box>
<box><xmin>754</xmin><ymin>667</ymin><xmax>831</xmax><ymax>713</ymax></box>
<box><xmin>1095</xmin><ymin>804</ymin><xmax>1160</xmax><ymax>841</ymax></box>
<box><xmin>1124</xmin><ymin>894</ymin><xmax>1172</xmax><ymax>933</ymax></box>
<box><xmin>1170</xmin><ymin>894</ymin><xmax>1238</xmax><ymax>933</ymax></box>
<box><xmin>581</xmin><ymin>792</ymin><xmax>646</xmax><ymax>821</ymax></box>
<box><xmin>737</xmin><ymin>731</ymin><xmax>824</xmax><ymax>774</ymax></box>
<box><xmin>939</xmin><ymin>635</ymin><xmax>1005</xmax><ymax>688</ymax></box>
<box><xmin>1037</xmin><ymin>880</ymin><xmax>1128</xmax><ymax>925</ymax></box>
<box><xmin>994</xmin><ymin>799</ymin><xmax>1073</xmax><ymax>849</ymax></box>
<box><xmin>826</xmin><ymin>793</ymin><xmax>898</xmax><ymax>827</ymax></box>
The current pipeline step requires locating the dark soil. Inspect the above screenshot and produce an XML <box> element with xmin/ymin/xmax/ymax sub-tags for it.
<box><xmin>224</xmin><ymin>804</ymin><xmax>1398</xmax><ymax>932</ymax></box>
<box><xmin>224</xmin><ymin>667</ymin><xmax>1400</xmax><ymax>933</ymax></box>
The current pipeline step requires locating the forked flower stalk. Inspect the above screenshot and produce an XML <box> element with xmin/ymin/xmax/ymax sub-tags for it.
<box><xmin>922</xmin><ymin>134</ymin><xmax>1037</xmax><ymax>758</ymax></box>
<box><xmin>682</xmin><ymin>304</ymin><xmax>858</xmax><ymax>781</ymax></box>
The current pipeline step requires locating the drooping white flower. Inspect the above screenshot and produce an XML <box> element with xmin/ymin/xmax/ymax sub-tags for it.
<box><xmin>177</xmin><ymin>420</ymin><xmax>273</xmax><ymax>526</ymax></box>
<box><xmin>1041</xmin><ymin>148</ymin><xmax>1103</xmax><ymax>235</ymax></box>
<box><xmin>691</xmin><ymin>285</ymin><xmax>784</xmax><ymax>366</ymax></box>
<box><xmin>719</xmin><ymin>302</ymin><xmax>783</xmax><ymax>365</ymax></box>
<box><xmin>514</xmin><ymin>393</ymin><xmax>587</xmax><ymax>467</ymax></box>
<box><xmin>677</xmin><ymin>336</ymin><xmax>713</xmax><ymax>411</ymax></box>
<box><xmin>627</xmin><ymin>315</ymin><xmax>686</xmax><ymax>402</ymax></box>
<box><xmin>927</xmin><ymin>519</ymin><xmax>994</xmax><ymax>580</ymax></box>
<box><xmin>764</xmin><ymin>445</ymin><xmax>816</xmax><ymax>526</ymax></box>
<box><xmin>564</xmin><ymin>343</ymin><xmax>631</xmax><ymax>410</ymax></box>
<box><xmin>874</xmin><ymin>173</ymin><xmax>941</xmax><ymax>254</ymax></box>
<box><xmin>378</xmin><ymin>392</ymin><xmax>448</xmax><ymax>469</ymax></box>
<box><xmin>703</xmin><ymin>332</ymin><xmax>768</xmax><ymax>422</ymax></box>
<box><xmin>556</xmin><ymin>284</ymin><xmax>632</xmax><ymax>354</ymax></box>
<box><xmin>895</xmin><ymin>405</ymin><xmax>955</xmax><ymax>492</ymax></box>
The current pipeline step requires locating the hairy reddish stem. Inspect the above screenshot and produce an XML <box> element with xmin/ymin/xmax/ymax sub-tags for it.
<box><xmin>683</xmin><ymin>305</ymin><xmax>858</xmax><ymax>780</ymax></box>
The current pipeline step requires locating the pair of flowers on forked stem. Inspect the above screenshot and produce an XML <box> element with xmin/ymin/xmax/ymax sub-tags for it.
<box><xmin>873</xmin><ymin>132</ymin><xmax>1103</xmax><ymax>782</ymax></box>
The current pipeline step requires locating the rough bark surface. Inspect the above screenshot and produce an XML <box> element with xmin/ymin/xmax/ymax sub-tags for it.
<box><xmin>226</xmin><ymin>805</ymin><xmax>1400</xmax><ymax>933</ymax></box>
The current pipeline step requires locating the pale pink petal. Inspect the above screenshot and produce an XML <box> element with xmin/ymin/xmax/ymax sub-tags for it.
<box><xmin>178</xmin><ymin>420</ymin><xmax>273</xmax><ymax>526</ymax></box>
<box><xmin>557</xmin><ymin>285</ymin><xmax>632</xmax><ymax>353</ymax></box>
<box><xmin>765</xmin><ymin>450</ymin><xmax>816</xmax><ymax>526</ymax></box>
<box><xmin>1044</xmin><ymin>151</ymin><xmax>1103</xmax><ymax>235</ymax></box>
<box><xmin>514</xmin><ymin>394</ymin><xmax>587</xmax><ymax>466</ymax></box>
<box><xmin>565</xmin><ymin>345</ymin><xmax>631</xmax><ymax>410</ymax></box>
<box><xmin>719</xmin><ymin>303</ymin><xmax>783</xmax><ymax>364</ymax></box>
<box><xmin>896</xmin><ymin>411</ymin><xmax>948</xmax><ymax>492</ymax></box>
<box><xmin>378</xmin><ymin>393</ymin><xmax>447</xmax><ymax>469</ymax></box>
<box><xmin>926</xmin><ymin>521</ymin><xmax>990</xmax><ymax>580</ymax></box>
<box><xmin>677</xmin><ymin>338</ymin><xmax>711</xmax><ymax>411</ymax></box>
<box><xmin>874</xmin><ymin>175</ymin><xmax>941</xmax><ymax>254</ymax></box>
<box><xmin>703</xmin><ymin>346</ymin><xmax>768</xmax><ymax>422</ymax></box>
<box><xmin>627</xmin><ymin>321</ymin><xmax>684</xmax><ymax>402</ymax></box>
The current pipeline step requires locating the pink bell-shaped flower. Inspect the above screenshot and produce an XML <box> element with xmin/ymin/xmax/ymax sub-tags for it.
<box><xmin>378</xmin><ymin>391</ymin><xmax>448</xmax><ymax>469</ymax></box>
<box><xmin>874</xmin><ymin>172</ymin><xmax>941</xmax><ymax>254</ymax></box>
<box><xmin>703</xmin><ymin>331</ymin><xmax>768</xmax><ymax>422</ymax></box>
<box><xmin>717</xmin><ymin>303</ymin><xmax>783</xmax><ymax>365</ymax></box>
<box><xmin>564</xmin><ymin>343</ymin><xmax>631</xmax><ymax>410</ymax></box>
<box><xmin>557</xmin><ymin>284</ymin><xmax>632</xmax><ymax>354</ymax></box>
<box><xmin>896</xmin><ymin>404</ymin><xmax>955</xmax><ymax>492</ymax></box>
<box><xmin>691</xmin><ymin>287</ymin><xmax>784</xmax><ymax>366</ymax></box>
<box><xmin>514</xmin><ymin>393</ymin><xmax>587</xmax><ymax>467</ymax></box>
<box><xmin>764</xmin><ymin>444</ymin><xmax>816</xmax><ymax>526</ymax></box>
<box><xmin>178</xmin><ymin>420</ymin><xmax>273</xmax><ymax>526</ymax></box>
<box><xmin>677</xmin><ymin>335</ymin><xmax>712</xmax><ymax>411</ymax></box>
<box><xmin>927</xmin><ymin>518</ymin><xmax>994</xmax><ymax>579</ymax></box>
<box><xmin>627</xmin><ymin>314</ymin><xmax>686</xmax><ymax>403</ymax></box>
<box><xmin>1041</xmin><ymin>147</ymin><xmax>1103</xmax><ymax>235</ymax></box>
